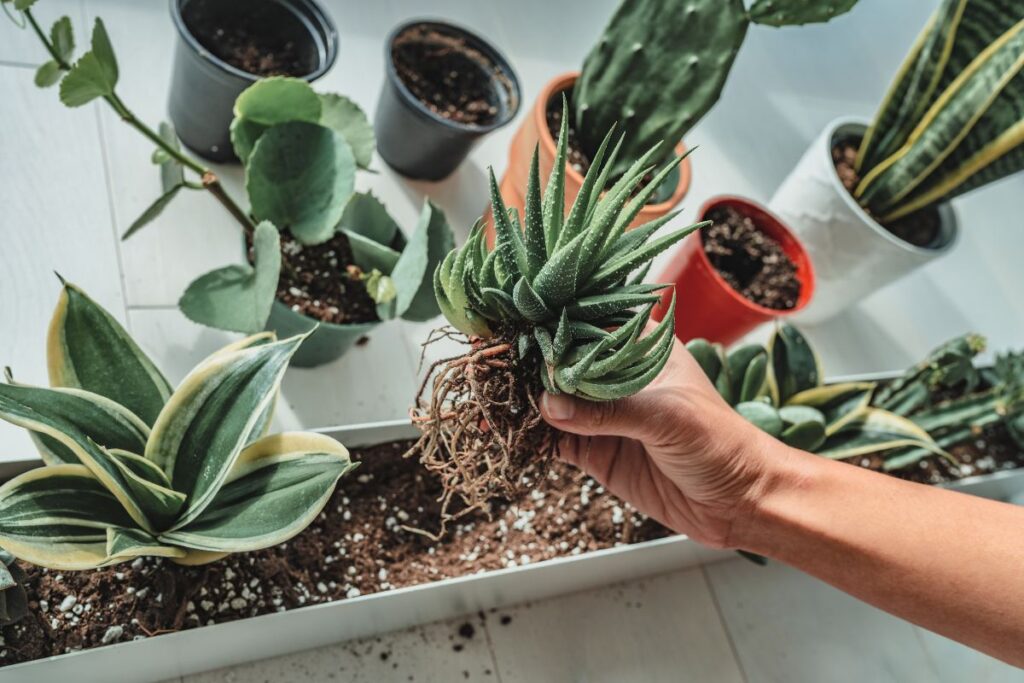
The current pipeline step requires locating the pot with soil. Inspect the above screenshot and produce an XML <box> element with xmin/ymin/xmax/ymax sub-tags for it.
<box><xmin>496</xmin><ymin>72</ymin><xmax>692</xmax><ymax>237</ymax></box>
<box><xmin>375</xmin><ymin>20</ymin><xmax>521</xmax><ymax>181</ymax></box>
<box><xmin>654</xmin><ymin>195</ymin><xmax>814</xmax><ymax>346</ymax></box>
<box><xmin>168</xmin><ymin>0</ymin><xmax>338</xmax><ymax>161</ymax></box>
<box><xmin>768</xmin><ymin>118</ymin><xmax>958</xmax><ymax>325</ymax></box>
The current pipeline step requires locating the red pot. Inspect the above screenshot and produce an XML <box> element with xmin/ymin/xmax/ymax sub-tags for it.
<box><xmin>653</xmin><ymin>195</ymin><xmax>815</xmax><ymax>346</ymax></box>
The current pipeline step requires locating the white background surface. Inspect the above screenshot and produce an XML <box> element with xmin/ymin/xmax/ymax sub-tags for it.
<box><xmin>1</xmin><ymin>0</ymin><xmax>1022</xmax><ymax>680</ymax></box>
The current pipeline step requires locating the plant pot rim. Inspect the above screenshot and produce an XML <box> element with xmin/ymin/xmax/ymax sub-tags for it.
<box><xmin>692</xmin><ymin>194</ymin><xmax>815</xmax><ymax>318</ymax></box>
<box><xmin>384</xmin><ymin>18</ymin><xmax>522</xmax><ymax>134</ymax></box>
<box><xmin>821</xmin><ymin>116</ymin><xmax>959</xmax><ymax>256</ymax></box>
<box><xmin>169</xmin><ymin>0</ymin><xmax>339</xmax><ymax>84</ymax></box>
<box><xmin>270</xmin><ymin>297</ymin><xmax>381</xmax><ymax>334</ymax></box>
<box><xmin>537</xmin><ymin>71</ymin><xmax>692</xmax><ymax>212</ymax></box>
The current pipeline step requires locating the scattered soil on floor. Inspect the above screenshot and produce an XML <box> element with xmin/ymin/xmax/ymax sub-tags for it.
<box><xmin>392</xmin><ymin>26</ymin><xmax>508</xmax><ymax>126</ymax></box>
<box><xmin>702</xmin><ymin>206</ymin><xmax>801</xmax><ymax>310</ymax></box>
<box><xmin>0</xmin><ymin>440</ymin><xmax>669</xmax><ymax>665</ymax></box>
<box><xmin>832</xmin><ymin>141</ymin><xmax>941</xmax><ymax>248</ymax></box>
<box><xmin>247</xmin><ymin>229</ymin><xmax>380</xmax><ymax>326</ymax></box>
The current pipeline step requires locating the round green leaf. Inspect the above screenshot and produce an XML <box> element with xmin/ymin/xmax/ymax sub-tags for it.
<box><xmin>318</xmin><ymin>93</ymin><xmax>375</xmax><ymax>169</ymax></box>
<box><xmin>247</xmin><ymin>121</ymin><xmax>356</xmax><ymax>245</ymax></box>
<box><xmin>736</xmin><ymin>401</ymin><xmax>783</xmax><ymax>437</ymax></box>
<box><xmin>234</xmin><ymin>77</ymin><xmax>321</xmax><ymax>126</ymax></box>
<box><xmin>34</xmin><ymin>60</ymin><xmax>61</xmax><ymax>87</ymax></box>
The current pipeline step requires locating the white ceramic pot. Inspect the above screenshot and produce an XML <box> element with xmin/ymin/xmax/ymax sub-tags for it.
<box><xmin>768</xmin><ymin>117</ymin><xmax>959</xmax><ymax>325</ymax></box>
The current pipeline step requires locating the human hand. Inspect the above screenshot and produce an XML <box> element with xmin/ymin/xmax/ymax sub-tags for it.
<box><xmin>541</xmin><ymin>335</ymin><xmax>789</xmax><ymax>548</ymax></box>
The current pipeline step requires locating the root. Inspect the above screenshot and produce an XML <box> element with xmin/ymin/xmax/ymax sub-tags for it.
<box><xmin>405</xmin><ymin>330</ymin><xmax>558</xmax><ymax>535</ymax></box>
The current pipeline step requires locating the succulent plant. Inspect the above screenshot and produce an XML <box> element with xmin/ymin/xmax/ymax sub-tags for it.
<box><xmin>0</xmin><ymin>280</ymin><xmax>355</xmax><ymax>570</ymax></box>
<box><xmin>435</xmin><ymin>103</ymin><xmax>704</xmax><ymax>399</ymax></box>
<box><xmin>855</xmin><ymin>0</ymin><xmax>1024</xmax><ymax>221</ymax></box>
<box><xmin>574</xmin><ymin>0</ymin><xmax>860</xmax><ymax>178</ymax></box>
<box><xmin>0</xmin><ymin>551</ymin><xmax>28</xmax><ymax>626</ymax></box>
<box><xmin>7</xmin><ymin>4</ymin><xmax>450</xmax><ymax>339</ymax></box>
<box><xmin>689</xmin><ymin>324</ymin><xmax>943</xmax><ymax>458</ymax></box>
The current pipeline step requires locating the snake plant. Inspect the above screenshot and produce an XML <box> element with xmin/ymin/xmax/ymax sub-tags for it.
<box><xmin>689</xmin><ymin>324</ymin><xmax>943</xmax><ymax>459</ymax></box>
<box><xmin>0</xmin><ymin>551</ymin><xmax>28</xmax><ymax>625</ymax></box>
<box><xmin>7</xmin><ymin>3</ymin><xmax>450</xmax><ymax>336</ymax></box>
<box><xmin>435</xmin><ymin>103</ymin><xmax>705</xmax><ymax>400</ymax></box>
<box><xmin>0</xmin><ymin>280</ymin><xmax>355</xmax><ymax>570</ymax></box>
<box><xmin>855</xmin><ymin>0</ymin><xmax>1024</xmax><ymax>221</ymax></box>
<box><xmin>574</xmin><ymin>0</ymin><xmax>860</xmax><ymax>179</ymax></box>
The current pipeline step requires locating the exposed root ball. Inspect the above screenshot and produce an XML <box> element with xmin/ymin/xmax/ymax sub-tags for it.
<box><xmin>406</xmin><ymin>329</ymin><xmax>557</xmax><ymax>531</ymax></box>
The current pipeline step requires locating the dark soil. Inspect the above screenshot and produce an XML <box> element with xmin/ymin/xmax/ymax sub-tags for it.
<box><xmin>703</xmin><ymin>206</ymin><xmax>801</xmax><ymax>310</ymax></box>
<box><xmin>206</xmin><ymin>27</ymin><xmax>306</xmax><ymax>76</ymax></box>
<box><xmin>832</xmin><ymin>141</ymin><xmax>941</xmax><ymax>248</ymax></box>
<box><xmin>392</xmin><ymin>26</ymin><xmax>507</xmax><ymax>126</ymax></box>
<box><xmin>0</xmin><ymin>440</ymin><xmax>668</xmax><ymax>665</ymax></box>
<box><xmin>848</xmin><ymin>422</ymin><xmax>1024</xmax><ymax>486</ymax></box>
<box><xmin>247</xmin><ymin>229</ymin><xmax>379</xmax><ymax>326</ymax></box>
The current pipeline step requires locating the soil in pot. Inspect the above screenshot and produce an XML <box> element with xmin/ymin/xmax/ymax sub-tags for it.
<box><xmin>702</xmin><ymin>206</ymin><xmax>801</xmax><ymax>311</ymax></box>
<box><xmin>392</xmin><ymin>25</ymin><xmax>508</xmax><ymax>126</ymax></box>
<box><xmin>0</xmin><ymin>440</ymin><xmax>669</xmax><ymax>664</ymax></box>
<box><xmin>181</xmin><ymin>0</ymin><xmax>315</xmax><ymax>77</ymax></box>
<box><xmin>246</xmin><ymin>229</ymin><xmax>380</xmax><ymax>326</ymax></box>
<box><xmin>832</xmin><ymin>141</ymin><xmax>941</xmax><ymax>248</ymax></box>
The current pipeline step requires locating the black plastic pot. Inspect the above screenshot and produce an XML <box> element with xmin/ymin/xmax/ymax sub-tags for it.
<box><xmin>375</xmin><ymin>20</ymin><xmax>521</xmax><ymax>181</ymax></box>
<box><xmin>168</xmin><ymin>0</ymin><xmax>338</xmax><ymax>162</ymax></box>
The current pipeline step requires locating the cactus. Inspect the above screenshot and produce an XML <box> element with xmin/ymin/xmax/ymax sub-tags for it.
<box><xmin>575</xmin><ymin>0</ymin><xmax>859</xmax><ymax>178</ymax></box>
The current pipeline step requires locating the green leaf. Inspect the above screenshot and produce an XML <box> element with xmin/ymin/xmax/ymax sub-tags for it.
<box><xmin>0</xmin><ymin>382</ymin><xmax>148</xmax><ymax>466</ymax></box>
<box><xmin>780</xmin><ymin>420</ymin><xmax>827</xmax><ymax>451</ymax></box>
<box><xmin>365</xmin><ymin>270</ymin><xmax>397</xmax><ymax>308</ymax></box>
<box><xmin>736</xmin><ymin>401</ymin><xmax>783</xmax><ymax>437</ymax></box>
<box><xmin>0</xmin><ymin>464</ymin><xmax>135</xmax><ymax>570</ymax></box>
<box><xmin>50</xmin><ymin>15</ymin><xmax>74</xmax><ymax>61</ymax></box>
<box><xmin>818</xmin><ymin>409</ymin><xmax>945</xmax><ymax>460</ymax></box>
<box><xmin>106</xmin><ymin>526</ymin><xmax>185</xmax><ymax>562</ymax></box>
<box><xmin>146</xmin><ymin>334</ymin><xmax>303</xmax><ymax>528</ymax></box>
<box><xmin>157</xmin><ymin>121</ymin><xmax>185</xmax><ymax>193</ymax></box>
<box><xmin>787</xmin><ymin>382</ymin><xmax>874</xmax><ymax>435</ymax></box>
<box><xmin>234</xmin><ymin>76</ymin><xmax>321</xmax><ymax>126</ymax></box>
<box><xmin>160</xmin><ymin>433</ymin><xmax>354</xmax><ymax>552</ymax></box>
<box><xmin>318</xmin><ymin>93</ymin><xmax>375</xmax><ymax>169</ymax></box>
<box><xmin>522</xmin><ymin>148</ymin><xmax>546</xmax><ymax>279</ymax></box>
<box><xmin>121</xmin><ymin>184</ymin><xmax>183</xmax><ymax>240</ymax></box>
<box><xmin>179</xmin><ymin>221</ymin><xmax>281</xmax><ymax>334</ymax></box>
<box><xmin>34</xmin><ymin>60</ymin><xmax>61</xmax><ymax>87</ymax></box>
<box><xmin>727</xmin><ymin>344</ymin><xmax>768</xmax><ymax>403</ymax></box>
<box><xmin>59</xmin><ymin>18</ymin><xmax>117</xmax><ymax>107</ymax></box>
<box><xmin>247</xmin><ymin>121</ymin><xmax>356</xmax><ymax>245</ymax></box>
<box><xmin>48</xmin><ymin>280</ymin><xmax>172</xmax><ymax>426</ymax></box>
<box><xmin>747</xmin><ymin>0</ymin><xmax>859</xmax><ymax>27</ymax></box>
<box><xmin>13</xmin><ymin>0</ymin><xmax>39</xmax><ymax>11</ymax></box>
<box><xmin>338</xmin><ymin>191</ymin><xmax>402</xmax><ymax>248</ymax></box>
<box><xmin>769</xmin><ymin>323</ymin><xmax>822</xmax><ymax>404</ymax></box>
<box><xmin>229</xmin><ymin>117</ymin><xmax>266</xmax><ymax>166</ymax></box>
<box><xmin>390</xmin><ymin>201</ymin><xmax>454</xmax><ymax>322</ymax></box>
<box><xmin>686</xmin><ymin>339</ymin><xmax>724</xmax><ymax>387</ymax></box>
<box><xmin>343</xmin><ymin>230</ymin><xmax>401</xmax><ymax>274</ymax></box>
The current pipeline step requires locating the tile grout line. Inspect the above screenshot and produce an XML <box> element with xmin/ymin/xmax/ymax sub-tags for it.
<box><xmin>480</xmin><ymin>617</ymin><xmax>505</xmax><ymax>683</ymax></box>
<box><xmin>700</xmin><ymin>563</ymin><xmax>752</xmax><ymax>683</ymax></box>
<box><xmin>0</xmin><ymin>58</ymin><xmax>35</xmax><ymax>69</ymax></box>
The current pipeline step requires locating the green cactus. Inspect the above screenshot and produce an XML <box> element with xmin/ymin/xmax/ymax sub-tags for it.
<box><xmin>574</xmin><ymin>0</ymin><xmax>859</xmax><ymax>179</ymax></box>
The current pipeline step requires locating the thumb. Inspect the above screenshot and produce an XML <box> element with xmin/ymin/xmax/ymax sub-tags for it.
<box><xmin>541</xmin><ymin>391</ymin><xmax>651</xmax><ymax>441</ymax></box>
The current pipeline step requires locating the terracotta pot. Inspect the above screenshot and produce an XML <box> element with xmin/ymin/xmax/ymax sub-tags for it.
<box><xmin>493</xmin><ymin>72</ymin><xmax>692</xmax><ymax>239</ymax></box>
<box><xmin>653</xmin><ymin>195</ymin><xmax>815</xmax><ymax>346</ymax></box>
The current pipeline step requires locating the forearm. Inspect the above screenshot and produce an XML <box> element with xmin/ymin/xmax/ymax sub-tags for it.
<box><xmin>734</xmin><ymin>446</ymin><xmax>1024</xmax><ymax>666</ymax></box>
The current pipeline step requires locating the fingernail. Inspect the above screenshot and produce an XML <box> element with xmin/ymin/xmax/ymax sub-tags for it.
<box><xmin>543</xmin><ymin>392</ymin><xmax>575</xmax><ymax>421</ymax></box>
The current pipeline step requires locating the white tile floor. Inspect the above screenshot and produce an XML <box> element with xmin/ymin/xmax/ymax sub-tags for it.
<box><xmin>2</xmin><ymin>0</ymin><xmax>1024</xmax><ymax>680</ymax></box>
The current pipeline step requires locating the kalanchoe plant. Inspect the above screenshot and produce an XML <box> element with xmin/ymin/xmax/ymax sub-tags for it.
<box><xmin>0</xmin><ymin>280</ymin><xmax>355</xmax><ymax>570</ymax></box>
<box><xmin>408</xmin><ymin>104</ymin><xmax>705</xmax><ymax>518</ymax></box>
<box><xmin>853</xmin><ymin>0</ymin><xmax>1024</xmax><ymax>222</ymax></box>
<box><xmin>7</xmin><ymin>3</ymin><xmax>451</xmax><ymax>348</ymax></box>
<box><xmin>0</xmin><ymin>551</ymin><xmax>28</xmax><ymax>626</ymax></box>
<box><xmin>688</xmin><ymin>324</ymin><xmax>943</xmax><ymax>458</ymax></box>
<box><xmin>574</xmin><ymin>0</ymin><xmax>859</xmax><ymax>179</ymax></box>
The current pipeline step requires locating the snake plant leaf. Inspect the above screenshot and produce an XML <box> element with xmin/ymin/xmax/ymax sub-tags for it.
<box><xmin>58</xmin><ymin>18</ymin><xmax>117</xmax><ymax>107</ymax></box>
<box><xmin>160</xmin><ymin>433</ymin><xmax>354</xmax><ymax>552</ymax></box>
<box><xmin>768</xmin><ymin>324</ymin><xmax>822</xmax><ymax>404</ymax></box>
<box><xmin>48</xmin><ymin>280</ymin><xmax>172</xmax><ymax>426</ymax></box>
<box><xmin>727</xmin><ymin>344</ymin><xmax>768</xmax><ymax>403</ymax></box>
<box><xmin>0</xmin><ymin>381</ymin><xmax>148</xmax><ymax>466</ymax></box>
<box><xmin>234</xmin><ymin>76</ymin><xmax>321</xmax><ymax>126</ymax></box>
<box><xmin>387</xmin><ymin>201</ymin><xmax>454</xmax><ymax>322</ymax></box>
<box><xmin>247</xmin><ymin>121</ymin><xmax>356</xmax><ymax>245</ymax></box>
<box><xmin>34</xmin><ymin>60</ymin><xmax>61</xmax><ymax>87</ymax></box>
<box><xmin>102</xmin><ymin>448</ymin><xmax>186</xmax><ymax>529</ymax></box>
<box><xmin>178</xmin><ymin>221</ymin><xmax>282</xmax><ymax>334</ymax></box>
<box><xmin>747</xmin><ymin>0</ymin><xmax>859</xmax><ymax>27</ymax></box>
<box><xmin>817</xmin><ymin>409</ymin><xmax>945</xmax><ymax>460</ymax></box>
<box><xmin>318</xmin><ymin>93</ymin><xmax>375</xmax><ymax>169</ymax></box>
<box><xmin>780</xmin><ymin>420</ymin><xmax>827</xmax><ymax>451</ymax></box>
<box><xmin>106</xmin><ymin>527</ymin><xmax>186</xmax><ymax>562</ymax></box>
<box><xmin>146</xmin><ymin>334</ymin><xmax>302</xmax><ymax>528</ymax></box>
<box><xmin>0</xmin><ymin>464</ymin><xmax>135</xmax><ymax>570</ymax></box>
<box><xmin>778</xmin><ymin>404</ymin><xmax>826</xmax><ymax>427</ymax></box>
<box><xmin>686</xmin><ymin>339</ymin><xmax>725</xmax><ymax>387</ymax></box>
<box><xmin>0</xmin><ymin>552</ymin><xmax>28</xmax><ymax>625</ymax></box>
<box><xmin>736</xmin><ymin>401</ymin><xmax>783</xmax><ymax>437</ymax></box>
<box><xmin>786</xmin><ymin>382</ymin><xmax>874</xmax><ymax>435</ymax></box>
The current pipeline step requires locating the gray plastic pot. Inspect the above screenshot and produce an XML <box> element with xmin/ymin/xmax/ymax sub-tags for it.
<box><xmin>264</xmin><ymin>300</ymin><xmax>379</xmax><ymax>368</ymax></box>
<box><xmin>168</xmin><ymin>0</ymin><xmax>338</xmax><ymax>162</ymax></box>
